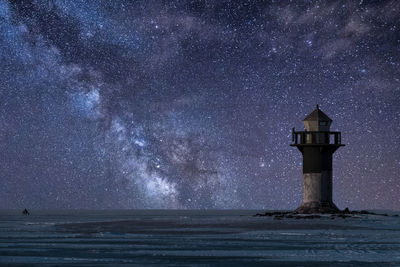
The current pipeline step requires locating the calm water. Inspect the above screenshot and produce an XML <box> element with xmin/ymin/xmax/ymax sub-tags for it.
<box><xmin>0</xmin><ymin>210</ymin><xmax>399</xmax><ymax>266</ymax></box>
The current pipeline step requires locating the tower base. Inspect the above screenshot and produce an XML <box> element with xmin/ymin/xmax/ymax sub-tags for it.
<box><xmin>295</xmin><ymin>201</ymin><xmax>339</xmax><ymax>214</ymax></box>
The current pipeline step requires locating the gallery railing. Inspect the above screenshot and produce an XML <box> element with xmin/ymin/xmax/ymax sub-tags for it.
<box><xmin>291</xmin><ymin>128</ymin><xmax>342</xmax><ymax>145</ymax></box>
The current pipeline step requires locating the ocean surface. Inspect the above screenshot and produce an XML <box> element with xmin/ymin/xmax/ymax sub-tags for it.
<box><xmin>0</xmin><ymin>210</ymin><xmax>399</xmax><ymax>266</ymax></box>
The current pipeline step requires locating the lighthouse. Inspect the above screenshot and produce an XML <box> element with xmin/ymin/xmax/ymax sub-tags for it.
<box><xmin>291</xmin><ymin>105</ymin><xmax>345</xmax><ymax>213</ymax></box>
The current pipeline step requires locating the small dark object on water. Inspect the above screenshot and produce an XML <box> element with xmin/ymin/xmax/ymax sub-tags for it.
<box><xmin>22</xmin><ymin>209</ymin><xmax>30</xmax><ymax>215</ymax></box>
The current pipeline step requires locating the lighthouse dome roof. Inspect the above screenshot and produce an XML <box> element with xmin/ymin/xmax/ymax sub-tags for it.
<box><xmin>302</xmin><ymin>104</ymin><xmax>332</xmax><ymax>122</ymax></box>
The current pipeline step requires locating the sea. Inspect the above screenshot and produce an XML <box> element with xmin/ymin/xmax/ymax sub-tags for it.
<box><xmin>0</xmin><ymin>209</ymin><xmax>399</xmax><ymax>266</ymax></box>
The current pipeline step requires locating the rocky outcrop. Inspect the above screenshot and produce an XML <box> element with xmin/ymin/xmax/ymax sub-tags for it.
<box><xmin>294</xmin><ymin>201</ymin><xmax>340</xmax><ymax>214</ymax></box>
<box><xmin>254</xmin><ymin>208</ymin><xmax>392</xmax><ymax>219</ymax></box>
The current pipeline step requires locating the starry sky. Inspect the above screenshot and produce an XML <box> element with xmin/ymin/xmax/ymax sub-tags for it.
<box><xmin>0</xmin><ymin>0</ymin><xmax>399</xmax><ymax>210</ymax></box>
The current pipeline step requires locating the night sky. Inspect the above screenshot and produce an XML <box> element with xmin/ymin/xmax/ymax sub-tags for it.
<box><xmin>1</xmin><ymin>1</ymin><xmax>399</xmax><ymax>210</ymax></box>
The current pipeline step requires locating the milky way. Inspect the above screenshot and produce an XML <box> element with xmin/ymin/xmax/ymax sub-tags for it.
<box><xmin>0</xmin><ymin>1</ymin><xmax>399</xmax><ymax>210</ymax></box>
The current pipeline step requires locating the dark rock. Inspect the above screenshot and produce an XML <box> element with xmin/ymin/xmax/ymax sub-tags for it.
<box><xmin>254</xmin><ymin>208</ymin><xmax>392</xmax><ymax>219</ymax></box>
<box><xmin>254</xmin><ymin>211</ymin><xmax>291</xmax><ymax>217</ymax></box>
<box><xmin>295</xmin><ymin>202</ymin><xmax>340</xmax><ymax>214</ymax></box>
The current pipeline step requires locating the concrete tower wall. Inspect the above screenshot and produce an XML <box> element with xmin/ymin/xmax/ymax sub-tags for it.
<box><xmin>301</xmin><ymin>146</ymin><xmax>334</xmax><ymax>206</ymax></box>
<box><xmin>302</xmin><ymin>147</ymin><xmax>333</xmax><ymax>173</ymax></box>
<box><xmin>302</xmin><ymin>171</ymin><xmax>332</xmax><ymax>203</ymax></box>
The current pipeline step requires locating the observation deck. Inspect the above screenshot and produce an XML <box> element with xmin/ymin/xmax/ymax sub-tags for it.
<box><xmin>290</xmin><ymin>128</ymin><xmax>345</xmax><ymax>147</ymax></box>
